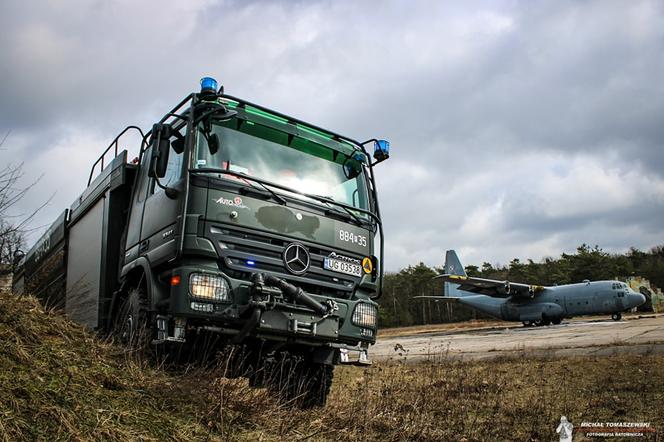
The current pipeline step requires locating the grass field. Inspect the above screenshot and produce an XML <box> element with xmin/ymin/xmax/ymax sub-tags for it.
<box><xmin>1</xmin><ymin>291</ymin><xmax>662</xmax><ymax>441</ymax></box>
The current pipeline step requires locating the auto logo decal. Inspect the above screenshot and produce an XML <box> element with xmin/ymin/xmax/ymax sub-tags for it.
<box><xmin>283</xmin><ymin>242</ymin><xmax>310</xmax><ymax>275</ymax></box>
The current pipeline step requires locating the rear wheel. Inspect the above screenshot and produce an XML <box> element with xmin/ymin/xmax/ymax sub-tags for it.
<box><xmin>612</xmin><ymin>312</ymin><xmax>622</xmax><ymax>321</ymax></box>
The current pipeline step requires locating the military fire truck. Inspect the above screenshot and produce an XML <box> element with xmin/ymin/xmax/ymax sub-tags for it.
<box><xmin>13</xmin><ymin>77</ymin><xmax>389</xmax><ymax>407</ymax></box>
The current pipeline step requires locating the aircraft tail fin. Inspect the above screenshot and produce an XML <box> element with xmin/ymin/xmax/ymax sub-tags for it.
<box><xmin>444</xmin><ymin>250</ymin><xmax>469</xmax><ymax>297</ymax></box>
<box><xmin>444</xmin><ymin>250</ymin><xmax>467</xmax><ymax>277</ymax></box>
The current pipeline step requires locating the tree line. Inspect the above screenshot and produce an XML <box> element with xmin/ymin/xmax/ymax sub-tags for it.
<box><xmin>378</xmin><ymin>244</ymin><xmax>664</xmax><ymax>328</ymax></box>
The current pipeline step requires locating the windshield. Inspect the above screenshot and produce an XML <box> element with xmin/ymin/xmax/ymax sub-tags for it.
<box><xmin>194</xmin><ymin>121</ymin><xmax>371</xmax><ymax>213</ymax></box>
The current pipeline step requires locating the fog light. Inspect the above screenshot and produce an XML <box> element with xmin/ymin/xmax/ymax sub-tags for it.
<box><xmin>189</xmin><ymin>273</ymin><xmax>230</xmax><ymax>302</ymax></box>
<box><xmin>352</xmin><ymin>303</ymin><xmax>377</xmax><ymax>329</ymax></box>
<box><xmin>190</xmin><ymin>302</ymin><xmax>214</xmax><ymax>313</ymax></box>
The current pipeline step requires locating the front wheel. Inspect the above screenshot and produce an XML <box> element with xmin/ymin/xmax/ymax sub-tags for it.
<box><xmin>612</xmin><ymin>312</ymin><xmax>622</xmax><ymax>321</ymax></box>
<box><xmin>113</xmin><ymin>286</ymin><xmax>153</xmax><ymax>353</ymax></box>
<box><xmin>266</xmin><ymin>354</ymin><xmax>334</xmax><ymax>408</ymax></box>
<box><xmin>298</xmin><ymin>362</ymin><xmax>334</xmax><ymax>408</ymax></box>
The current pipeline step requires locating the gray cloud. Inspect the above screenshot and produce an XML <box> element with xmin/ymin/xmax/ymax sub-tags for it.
<box><xmin>1</xmin><ymin>0</ymin><xmax>663</xmax><ymax>270</ymax></box>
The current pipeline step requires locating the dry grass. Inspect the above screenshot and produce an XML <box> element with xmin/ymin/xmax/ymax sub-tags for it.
<box><xmin>1</xmin><ymin>291</ymin><xmax>663</xmax><ymax>441</ymax></box>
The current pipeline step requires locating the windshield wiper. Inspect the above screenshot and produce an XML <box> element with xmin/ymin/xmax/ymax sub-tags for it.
<box><xmin>240</xmin><ymin>180</ymin><xmax>287</xmax><ymax>205</ymax></box>
<box><xmin>191</xmin><ymin>167</ymin><xmax>286</xmax><ymax>205</ymax></box>
<box><xmin>309</xmin><ymin>194</ymin><xmax>364</xmax><ymax>226</ymax></box>
<box><xmin>191</xmin><ymin>167</ymin><xmax>371</xmax><ymax>226</ymax></box>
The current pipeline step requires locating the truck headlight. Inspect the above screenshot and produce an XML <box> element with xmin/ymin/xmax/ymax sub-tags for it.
<box><xmin>189</xmin><ymin>273</ymin><xmax>230</xmax><ymax>302</ymax></box>
<box><xmin>352</xmin><ymin>302</ymin><xmax>377</xmax><ymax>329</ymax></box>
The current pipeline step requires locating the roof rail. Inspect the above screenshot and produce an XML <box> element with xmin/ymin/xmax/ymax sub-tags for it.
<box><xmin>87</xmin><ymin>126</ymin><xmax>145</xmax><ymax>186</ymax></box>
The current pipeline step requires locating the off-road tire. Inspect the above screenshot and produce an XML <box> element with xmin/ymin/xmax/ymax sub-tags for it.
<box><xmin>113</xmin><ymin>286</ymin><xmax>152</xmax><ymax>355</ymax></box>
<box><xmin>266</xmin><ymin>355</ymin><xmax>334</xmax><ymax>408</ymax></box>
<box><xmin>298</xmin><ymin>362</ymin><xmax>334</xmax><ymax>408</ymax></box>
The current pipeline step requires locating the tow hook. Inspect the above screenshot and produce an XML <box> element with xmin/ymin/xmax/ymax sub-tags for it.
<box><xmin>229</xmin><ymin>273</ymin><xmax>271</xmax><ymax>344</ymax></box>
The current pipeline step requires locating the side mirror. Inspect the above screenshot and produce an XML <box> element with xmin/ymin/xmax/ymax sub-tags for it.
<box><xmin>207</xmin><ymin>133</ymin><xmax>219</xmax><ymax>155</ymax></box>
<box><xmin>373</xmin><ymin>139</ymin><xmax>390</xmax><ymax>163</ymax></box>
<box><xmin>171</xmin><ymin>130</ymin><xmax>185</xmax><ymax>154</ymax></box>
<box><xmin>12</xmin><ymin>249</ymin><xmax>25</xmax><ymax>268</ymax></box>
<box><xmin>343</xmin><ymin>152</ymin><xmax>366</xmax><ymax>179</ymax></box>
<box><xmin>148</xmin><ymin>124</ymin><xmax>171</xmax><ymax>178</ymax></box>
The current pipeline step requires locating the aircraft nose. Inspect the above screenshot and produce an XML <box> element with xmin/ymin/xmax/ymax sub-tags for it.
<box><xmin>633</xmin><ymin>293</ymin><xmax>646</xmax><ymax>307</ymax></box>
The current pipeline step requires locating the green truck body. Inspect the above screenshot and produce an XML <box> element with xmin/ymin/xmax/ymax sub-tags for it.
<box><xmin>13</xmin><ymin>78</ymin><xmax>389</xmax><ymax>406</ymax></box>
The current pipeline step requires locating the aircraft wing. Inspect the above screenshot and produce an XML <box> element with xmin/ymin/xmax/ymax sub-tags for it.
<box><xmin>413</xmin><ymin>296</ymin><xmax>461</xmax><ymax>302</ymax></box>
<box><xmin>434</xmin><ymin>274</ymin><xmax>544</xmax><ymax>298</ymax></box>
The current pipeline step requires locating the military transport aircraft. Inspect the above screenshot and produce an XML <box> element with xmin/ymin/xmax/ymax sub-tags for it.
<box><xmin>416</xmin><ymin>250</ymin><xmax>646</xmax><ymax>326</ymax></box>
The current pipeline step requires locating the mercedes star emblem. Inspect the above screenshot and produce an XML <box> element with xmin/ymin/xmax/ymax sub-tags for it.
<box><xmin>283</xmin><ymin>242</ymin><xmax>310</xmax><ymax>275</ymax></box>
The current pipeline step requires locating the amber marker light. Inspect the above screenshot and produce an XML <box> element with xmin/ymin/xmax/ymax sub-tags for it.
<box><xmin>362</xmin><ymin>257</ymin><xmax>373</xmax><ymax>274</ymax></box>
<box><xmin>171</xmin><ymin>275</ymin><xmax>181</xmax><ymax>286</ymax></box>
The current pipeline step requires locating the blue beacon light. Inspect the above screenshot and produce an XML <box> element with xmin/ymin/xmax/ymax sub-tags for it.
<box><xmin>200</xmin><ymin>76</ymin><xmax>218</xmax><ymax>94</ymax></box>
<box><xmin>373</xmin><ymin>139</ymin><xmax>390</xmax><ymax>163</ymax></box>
<box><xmin>246</xmin><ymin>260</ymin><xmax>256</xmax><ymax>266</ymax></box>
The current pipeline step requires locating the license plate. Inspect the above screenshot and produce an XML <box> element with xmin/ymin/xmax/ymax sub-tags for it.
<box><xmin>324</xmin><ymin>257</ymin><xmax>362</xmax><ymax>277</ymax></box>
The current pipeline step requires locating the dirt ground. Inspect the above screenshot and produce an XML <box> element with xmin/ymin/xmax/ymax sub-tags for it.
<box><xmin>374</xmin><ymin>314</ymin><xmax>664</xmax><ymax>361</ymax></box>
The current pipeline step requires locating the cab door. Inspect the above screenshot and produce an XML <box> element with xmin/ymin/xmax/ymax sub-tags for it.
<box><xmin>124</xmin><ymin>146</ymin><xmax>152</xmax><ymax>257</ymax></box>
<box><xmin>140</xmin><ymin>137</ymin><xmax>185</xmax><ymax>265</ymax></box>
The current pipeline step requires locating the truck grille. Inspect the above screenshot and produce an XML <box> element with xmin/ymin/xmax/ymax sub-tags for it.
<box><xmin>207</xmin><ymin>224</ymin><xmax>361</xmax><ymax>297</ymax></box>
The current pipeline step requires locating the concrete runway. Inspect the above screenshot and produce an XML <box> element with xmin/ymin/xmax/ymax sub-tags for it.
<box><xmin>372</xmin><ymin>315</ymin><xmax>664</xmax><ymax>361</ymax></box>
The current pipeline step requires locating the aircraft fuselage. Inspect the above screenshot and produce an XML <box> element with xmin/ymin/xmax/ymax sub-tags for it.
<box><xmin>456</xmin><ymin>280</ymin><xmax>646</xmax><ymax>324</ymax></box>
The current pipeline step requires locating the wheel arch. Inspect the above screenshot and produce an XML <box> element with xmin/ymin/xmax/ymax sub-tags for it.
<box><xmin>107</xmin><ymin>258</ymin><xmax>158</xmax><ymax>331</ymax></box>
<box><xmin>120</xmin><ymin>257</ymin><xmax>157</xmax><ymax>302</ymax></box>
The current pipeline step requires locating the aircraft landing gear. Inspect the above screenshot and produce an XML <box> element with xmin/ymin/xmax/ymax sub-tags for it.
<box><xmin>612</xmin><ymin>312</ymin><xmax>622</xmax><ymax>321</ymax></box>
<box><xmin>552</xmin><ymin>318</ymin><xmax>562</xmax><ymax>325</ymax></box>
<box><xmin>540</xmin><ymin>315</ymin><xmax>551</xmax><ymax>326</ymax></box>
<box><xmin>522</xmin><ymin>321</ymin><xmax>533</xmax><ymax>327</ymax></box>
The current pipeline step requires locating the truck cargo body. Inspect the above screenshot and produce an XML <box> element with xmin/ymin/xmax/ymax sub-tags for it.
<box><xmin>14</xmin><ymin>152</ymin><xmax>135</xmax><ymax>329</ymax></box>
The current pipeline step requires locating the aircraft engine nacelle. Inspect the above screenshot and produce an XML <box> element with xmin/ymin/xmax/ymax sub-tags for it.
<box><xmin>504</xmin><ymin>281</ymin><xmax>511</xmax><ymax>295</ymax></box>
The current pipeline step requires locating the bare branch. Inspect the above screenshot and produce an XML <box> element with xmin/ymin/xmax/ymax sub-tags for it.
<box><xmin>0</xmin><ymin>130</ymin><xmax>10</xmax><ymax>150</ymax></box>
<box><xmin>0</xmin><ymin>132</ymin><xmax>49</xmax><ymax>266</ymax></box>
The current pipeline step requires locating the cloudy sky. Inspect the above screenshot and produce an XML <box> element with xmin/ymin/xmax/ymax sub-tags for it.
<box><xmin>1</xmin><ymin>0</ymin><xmax>663</xmax><ymax>271</ymax></box>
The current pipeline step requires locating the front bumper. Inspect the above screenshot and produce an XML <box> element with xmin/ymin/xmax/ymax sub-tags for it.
<box><xmin>163</xmin><ymin>265</ymin><xmax>377</xmax><ymax>347</ymax></box>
